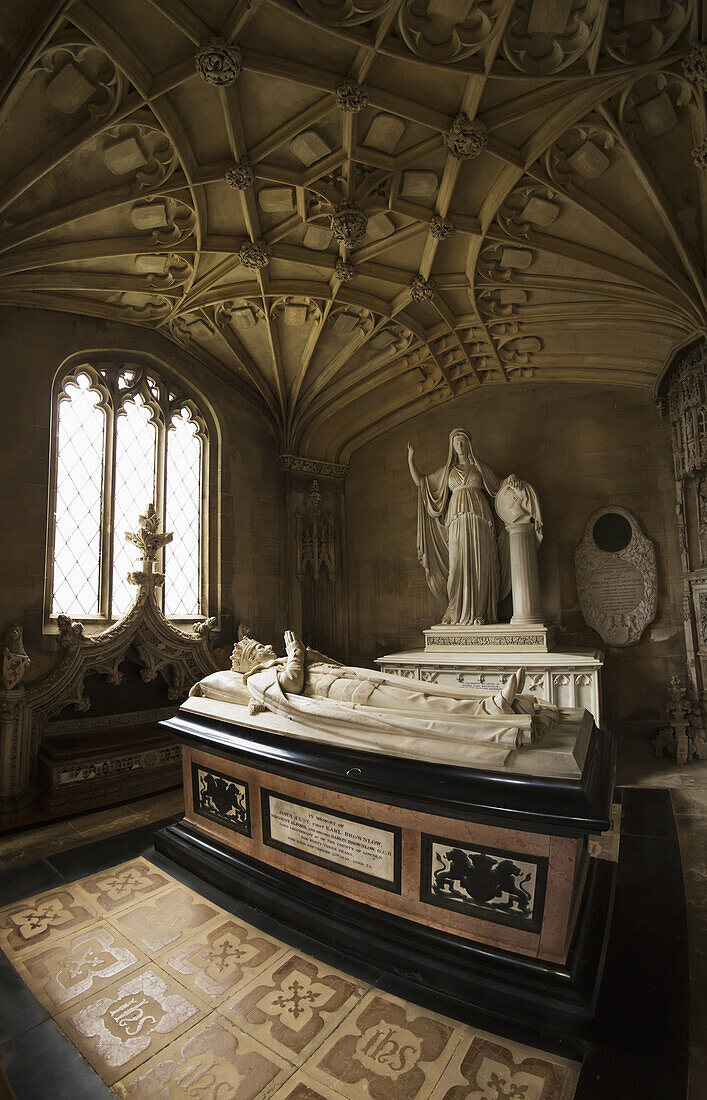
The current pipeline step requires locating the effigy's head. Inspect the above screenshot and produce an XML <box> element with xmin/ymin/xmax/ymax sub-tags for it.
<box><xmin>231</xmin><ymin>636</ymin><xmax>277</xmax><ymax>673</ymax></box>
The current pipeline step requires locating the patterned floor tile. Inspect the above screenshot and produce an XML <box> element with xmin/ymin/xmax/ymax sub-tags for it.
<box><xmin>12</xmin><ymin>923</ymin><xmax>147</xmax><ymax>1015</ymax></box>
<box><xmin>218</xmin><ymin>950</ymin><xmax>368</xmax><ymax>1066</ymax></box>
<box><xmin>429</xmin><ymin>1030</ymin><xmax>581</xmax><ymax>1100</ymax></box>
<box><xmin>77</xmin><ymin>858</ymin><xmax>173</xmax><ymax>916</ymax></box>
<box><xmin>0</xmin><ymin>882</ymin><xmax>98</xmax><ymax>957</ymax></box>
<box><xmin>109</xmin><ymin>884</ymin><xmax>225</xmax><ymax>955</ymax></box>
<box><xmin>308</xmin><ymin>989</ymin><xmax>464</xmax><ymax>1100</ymax></box>
<box><xmin>54</xmin><ymin>963</ymin><xmax>207</xmax><ymax>1085</ymax></box>
<box><xmin>158</xmin><ymin>915</ymin><xmax>288</xmax><ymax>1005</ymax></box>
<box><xmin>270</xmin><ymin>1068</ymin><xmax>351</xmax><ymax>1099</ymax></box>
<box><xmin>112</xmin><ymin>1013</ymin><xmax>295</xmax><ymax>1099</ymax></box>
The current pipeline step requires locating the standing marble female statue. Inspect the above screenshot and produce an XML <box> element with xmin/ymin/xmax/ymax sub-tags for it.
<box><xmin>408</xmin><ymin>428</ymin><xmax>542</xmax><ymax>625</ymax></box>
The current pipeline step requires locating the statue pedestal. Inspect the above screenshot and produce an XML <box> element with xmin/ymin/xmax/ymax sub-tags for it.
<box><xmin>377</xmin><ymin>646</ymin><xmax>604</xmax><ymax>726</ymax></box>
<box><xmin>424</xmin><ymin>622</ymin><xmax>557</xmax><ymax>652</ymax></box>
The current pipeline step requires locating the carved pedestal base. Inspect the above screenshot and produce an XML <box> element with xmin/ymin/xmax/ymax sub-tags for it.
<box><xmin>377</xmin><ymin>647</ymin><xmax>604</xmax><ymax>726</ymax></box>
<box><xmin>423</xmin><ymin>622</ymin><xmax>557</xmax><ymax>652</ymax></box>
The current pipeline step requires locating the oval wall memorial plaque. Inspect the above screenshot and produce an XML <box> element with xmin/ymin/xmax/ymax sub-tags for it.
<box><xmin>575</xmin><ymin>507</ymin><xmax>657</xmax><ymax>647</ymax></box>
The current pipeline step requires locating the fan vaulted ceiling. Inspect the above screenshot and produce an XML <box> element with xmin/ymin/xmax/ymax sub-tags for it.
<box><xmin>0</xmin><ymin>0</ymin><xmax>705</xmax><ymax>464</ymax></box>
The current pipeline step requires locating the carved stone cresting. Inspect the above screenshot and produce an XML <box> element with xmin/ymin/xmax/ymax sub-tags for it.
<box><xmin>691</xmin><ymin>138</ymin><xmax>707</xmax><ymax>171</ymax></box>
<box><xmin>331</xmin><ymin>202</ymin><xmax>368</xmax><ymax>247</ymax></box>
<box><xmin>280</xmin><ymin>454</ymin><xmax>349</xmax><ymax>479</ymax></box>
<box><xmin>410</xmin><ymin>274</ymin><xmax>435</xmax><ymax>301</ymax></box>
<box><xmin>194</xmin><ymin>39</ymin><xmax>243</xmax><ymax>85</ymax></box>
<box><xmin>575</xmin><ymin>507</ymin><xmax>658</xmax><ymax>647</ymax></box>
<box><xmin>429</xmin><ymin>215</ymin><xmax>454</xmax><ymax>240</ymax></box>
<box><xmin>334</xmin><ymin>258</ymin><xmax>358</xmax><ymax>282</ymax></box>
<box><xmin>335</xmin><ymin>80</ymin><xmax>369</xmax><ymax>111</ymax></box>
<box><xmin>666</xmin><ymin>342</ymin><xmax>707</xmax><ymax>479</ymax></box>
<box><xmin>295</xmin><ymin>481</ymin><xmax>336</xmax><ymax>583</ymax></box>
<box><xmin>2</xmin><ymin>625</ymin><xmax>31</xmax><ymax>691</ymax></box>
<box><xmin>225</xmin><ymin>157</ymin><xmax>255</xmax><ymax>190</ymax></box>
<box><xmin>444</xmin><ymin>114</ymin><xmax>487</xmax><ymax>160</ymax></box>
<box><xmin>239</xmin><ymin>239</ymin><xmax>272</xmax><ymax>269</ymax></box>
<box><xmin>0</xmin><ymin>511</ymin><xmax>221</xmax><ymax>817</ymax></box>
<box><xmin>682</xmin><ymin>42</ymin><xmax>707</xmax><ymax>89</ymax></box>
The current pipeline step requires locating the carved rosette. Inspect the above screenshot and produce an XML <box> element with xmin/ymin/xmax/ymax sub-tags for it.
<box><xmin>334</xmin><ymin>258</ymin><xmax>358</xmax><ymax>282</ymax></box>
<box><xmin>444</xmin><ymin>114</ymin><xmax>487</xmax><ymax>160</ymax></box>
<box><xmin>194</xmin><ymin>39</ymin><xmax>243</xmax><ymax>85</ymax></box>
<box><xmin>691</xmin><ymin>137</ymin><xmax>707</xmax><ymax>171</ymax></box>
<box><xmin>335</xmin><ymin>80</ymin><xmax>369</xmax><ymax>112</ymax></box>
<box><xmin>331</xmin><ymin>202</ymin><xmax>368</xmax><ymax>247</ymax></box>
<box><xmin>410</xmin><ymin>274</ymin><xmax>435</xmax><ymax>302</ymax></box>
<box><xmin>682</xmin><ymin>43</ymin><xmax>707</xmax><ymax>89</ymax></box>
<box><xmin>225</xmin><ymin>157</ymin><xmax>254</xmax><ymax>189</ymax></box>
<box><xmin>429</xmin><ymin>215</ymin><xmax>454</xmax><ymax>240</ymax></box>
<box><xmin>239</xmin><ymin>239</ymin><xmax>272</xmax><ymax>269</ymax></box>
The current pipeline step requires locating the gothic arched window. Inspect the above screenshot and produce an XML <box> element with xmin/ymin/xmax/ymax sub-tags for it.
<box><xmin>47</xmin><ymin>361</ymin><xmax>207</xmax><ymax>622</ymax></box>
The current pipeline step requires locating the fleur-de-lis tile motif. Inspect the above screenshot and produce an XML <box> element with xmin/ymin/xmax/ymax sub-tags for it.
<box><xmin>79</xmin><ymin>858</ymin><xmax>171</xmax><ymax>914</ymax></box>
<box><xmin>15</xmin><ymin>926</ymin><xmax>144</xmax><ymax>1013</ymax></box>
<box><xmin>160</xmin><ymin>918</ymin><xmax>285</xmax><ymax>1002</ymax></box>
<box><xmin>0</xmin><ymin>886</ymin><xmax>96</xmax><ymax>955</ymax></box>
<box><xmin>220</xmin><ymin>952</ymin><xmax>365</xmax><ymax>1063</ymax></box>
<box><xmin>438</xmin><ymin>1035</ymin><xmax>580</xmax><ymax>1100</ymax></box>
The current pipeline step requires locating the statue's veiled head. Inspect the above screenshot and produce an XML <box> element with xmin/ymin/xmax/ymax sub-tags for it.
<box><xmin>449</xmin><ymin>428</ymin><xmax>474</xmax><ymax>465</ymax></box>
<box><xmin>231</xmin><ymin>636</ymin><xmax>278</xmax><ymax>673</ymax></box>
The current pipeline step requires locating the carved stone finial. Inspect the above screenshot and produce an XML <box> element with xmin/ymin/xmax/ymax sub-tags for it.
<box><xmin>225</xmin><ymin>157</ymin><xmax>254</xmax><ymax>190</ymax></box>
<box><xmin>238</xmin><ymin>239</ymin><xmax>272</xmax><ymax>269</ymax></box>
<box><xmin>194</xmin><ymin>38</ymin><xmax>242</xmax><ymax>85</ymax></box>
<box><xmin>125</xmin><ymin>503</ymin><xmax>173</xmax><ymax>566</ymax></box>
<box><xmin>335</xmin><ymin>80</ymin><xmax>369</xmax><ymax>112</ymax></box>
<box><xmin>410</xmin><ymin>274</ymin><xmax>435</xmax><ymax>302</ymax></box>
<box><xmin>691</xmin><ymin>137</ymin><xmax>707</xmax><ymax>171</ymax></box>
<box><xmin>429</xmin><ymin>215</ymin><xmax>454</xmax><ymax>240</ymax></box>
<box><xmin>682</xmin><ymin>43</ymin><xmax>707</xmax><ymax>89</ymax></box>
<box><xmin>331</xmin><ymin>202</ymin><xmax>368</xmax><ymax>248</ymax></box>
<box><xmin>444</xmin><ymin>114</ymin><xmax>488</xmax><ymax>160</ymax></box>
<box><xmin>2</xmin><ymin>624</ymin><xmax>31</xmax><ymax>690</ymax></box>
<box><xmin>334</xmin><ymin>258</ymin><xmax>358</xmax><ymax>282</ymax></box>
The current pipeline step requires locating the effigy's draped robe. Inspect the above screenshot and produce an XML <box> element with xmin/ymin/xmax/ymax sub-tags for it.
<box><xmin>417</xmin><ymin>459</ymin><xmax>511</xmax><ymax>624</ymax></box>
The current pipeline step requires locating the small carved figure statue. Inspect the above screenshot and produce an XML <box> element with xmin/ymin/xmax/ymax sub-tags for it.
<box><xmin>1</xmin><ymin>623</ymin><xmax>30</xmax><ymax>690</ymax></box>
<box><xmin>407</xmin><ymin>429</ymin><xmax>542</xmax><ymax>626</ymax></box>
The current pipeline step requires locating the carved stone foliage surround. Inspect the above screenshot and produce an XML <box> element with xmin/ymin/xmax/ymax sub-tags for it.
<box><xmin>0</xmin><ymin>2</ymin><xmax>704</xmax><ymax>469</ymax></box>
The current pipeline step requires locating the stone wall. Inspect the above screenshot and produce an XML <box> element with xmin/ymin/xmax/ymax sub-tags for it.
<box><xmin>345</xmin><ymin>383</ymin><xmax>686</xmax><ymax>731</ymax></box>
<box><xmin>0</xmin><ymin>306</ymin><xmax>287</xmax><ymax>683</ymax></box>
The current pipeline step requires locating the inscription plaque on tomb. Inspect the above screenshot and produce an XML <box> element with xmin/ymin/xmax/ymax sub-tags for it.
<box><xmin>575</xmin><ymin>507</ymin><xmax>657</xmax><ymax>647</ymax></box>
<box><xmin>261</xmin><ymin>790</ymin><xmax>401</xmax><ymax>892</ymax></box>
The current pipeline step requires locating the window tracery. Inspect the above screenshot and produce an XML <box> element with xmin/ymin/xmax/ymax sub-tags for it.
<box><xmin>48</xmin><ymin>361</ymin><xmax>207</xmax><ymax>623</ymax></box>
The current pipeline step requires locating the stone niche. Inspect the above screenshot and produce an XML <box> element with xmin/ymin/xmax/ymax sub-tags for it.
<box><xmin>575</xmin><ymin>507</ymin><xmax>657</xmax><ymax>647</ymax></box>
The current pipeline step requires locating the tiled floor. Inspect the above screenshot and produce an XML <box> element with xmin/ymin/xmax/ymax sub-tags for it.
<box><xmin>0</xmin><ymin>857</ymin><xmax>580</xmax><ymax>1099</ymax></box>
<box><xmin>0</xmin><ymin>790</ymin><xmax>185</xmax><ymax>871</ymax></box>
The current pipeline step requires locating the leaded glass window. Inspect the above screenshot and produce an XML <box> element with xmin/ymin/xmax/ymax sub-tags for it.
<box><xmin>49</xmin><ymin>361</ymin><xmax>207</xmax><ymax>622</ymax></box>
